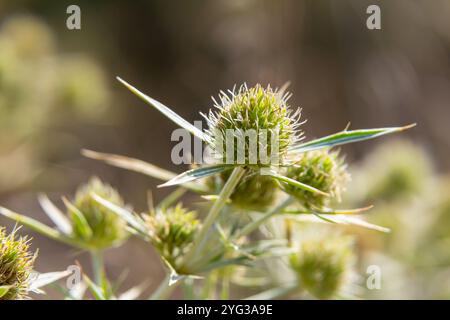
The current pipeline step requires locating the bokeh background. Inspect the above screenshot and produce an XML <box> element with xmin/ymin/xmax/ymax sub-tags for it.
<box><xmin>1</xmin><ymin>0</ymin><xmax>449</xmax><ymax>299</ymax></box>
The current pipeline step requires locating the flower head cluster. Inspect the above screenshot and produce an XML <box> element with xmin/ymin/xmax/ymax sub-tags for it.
<box><xmin>203</xmin><ymin>84</ymin><xmax>303</xmax><ymax>167</ymax></box>
<box><xmin>0</xmin><ymin>227</ymin><xmax>36</xmax><ymax>300</ymax></box>
<box><xmin>68</xmin><ymin>177</ymin><xmax>128</xmax><ymax>249</ymax></box>
<box><xmin>283</xmin><ymin>149</ymin><xmax>350</xmax><ymax>209</ymax></box>
<box><xmin>289</xmin><ymin>235</ymin><xmax>354</xmax><ymax>299</ymax></box>
<box><xmin>143</xmin><ymin>203</ymin><xmax>200</xmax><ymax>269</ymax></box>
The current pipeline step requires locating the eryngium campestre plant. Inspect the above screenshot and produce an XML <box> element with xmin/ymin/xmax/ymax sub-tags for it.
<box><xmin>289</xmin><ymin>235</ymin><xmax>354</xmax><ymax>299</ymax></box>
<box><xmin>203</xmin><ymin>84</ymin><xmax>303</xmax><ymax>166</ymax></box>
<box><xmin>143</xmin><ymin>203</ymin><xmax>200</xmax><ymax>270</ymax></box>
<box><xmin>0</xmin><ymin>227</ymin><xmax>36</xmax><ymax>300</ymax></box>
<box><xmin>283</xmin><ymin>149</ymin><xmax>350</xmax><ymax>209</ymax></box>
<box><xmin>68</xmin><ymin>177</ymin><xmax>128</xmax><ymax>249</ymax></box>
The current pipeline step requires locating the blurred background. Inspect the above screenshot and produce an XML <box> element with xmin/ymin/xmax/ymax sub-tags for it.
<box><xmin>0</xmin><ymin>0</ymin><xmax>449</xmax><ymax>299</ymax></box>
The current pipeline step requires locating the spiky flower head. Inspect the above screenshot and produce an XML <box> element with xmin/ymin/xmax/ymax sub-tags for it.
<box><xmin>0</xmin><ymin>227</ymin><xmax>36</xmax><ymax>300</ymax></box>
<box><xmin>68</xmin><ymin>177</ymin><xmax>128</xmax><ymax>249</ymax></box>
<box><xmin>207</xmin><ymin>171</ymin><xmax>278</xmax><ymax>211</ymax></box>
<box><xmin>289</xmin><ymin>235</ymin><xmax>354</xmax><ymax>299</ymax></box>
<box><xmin>283</xmin><ymin>149</ymin><xmax>350</xmax><ymax>209</ymax></box>
<box><xmin>204</xmin><ymin>84</ymin><xmax>303</xmax><ymax>167</ymax></box>
<box><xmin>143</xmin><ymin>203</ymin><xmax>200</xmax><ymax>270</ymax></box>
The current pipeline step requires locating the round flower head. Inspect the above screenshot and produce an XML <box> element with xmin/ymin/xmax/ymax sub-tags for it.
<box><xmin>355</xmin><ymin>139</ymin><xmax>431</xmax><ymax>203</ymax></box>
<box><xmin>203</xmin><ymin>84</ymin><xmax>303</xmax><ymax>167</ymax></box>
<box><xmin>68</xmin><ymin>177</ymin><xmax>128</xmax><ymax>249</ymax></box>
<box><xmin>283</xmin><ymin>149</ymin><xmax>350</xmax><ymax>209</ymax></box>
<box><xmin>0</xmin><ymin>227</ymin><xmax>36</xmax><ymax>300</ymax></box>
<box><xmin>207</xmin><ymin>170</ymin><xmax>278</xmax><ymax>211</ymax></box>
<box><xmin>289</xmin><ymin>235</ymin><xmax>354</xmax><ymax>299</ymax></box>
<box><xmin>143</xmin><ymin>203</ymin><xmax>200</xmax><ymax>270</ymax></box>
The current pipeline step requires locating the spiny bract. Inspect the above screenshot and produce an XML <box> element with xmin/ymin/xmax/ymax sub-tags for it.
<box><xmin>289</xmin><ymin>235</ymin><xmax>354</xmax><ymax>299</ymax></box>
<box><xmin>0</xmin><ymin>227</ymin><xmax>36</xmax><ymax>300</ymax></box>
<box><xmin>68</xmin><ymin>177</ymin><xmax>128</xmax><ymax>249</ymax></box>
<box><xmin>283</xmin><ymin>149</ymin><xmax>350</xmax><ymax>209</ymax></box>
<box><xmin>203</xmin><ymin>84</ymin><xmax>303</xmax><ymax>167</ymax></box>
<box><xmin>143</xmin><ymin>203</ymin><xmax>200</xmax><ymax>270</ymax></box>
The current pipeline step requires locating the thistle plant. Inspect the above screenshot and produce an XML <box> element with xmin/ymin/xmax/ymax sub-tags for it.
<box><xmin>0</xmin><ymin>227</ymin><xmax>36</xmax><ymax>300</ymax></box>
<box><xmin>349</xmin><ymin>139</ymin><xmax>432</xmax><ymax>204</ymax></box>
<box><xmin>1</xmin><ymin>177</ymin><xmax>128</xmax><ymax>251</ymax></box>
<box><xmin>0</xmin><ymin>227</ymin><xmax>70</xmax><ymax>300</ymax></box>
<box><xmin>143</xmin><ymin>204</ymin><xmax>200</xmax><ymax>270</ymax></box>
<box><xmin>79</xmin><ymin>78</ymin><xmax>413</xmax><ymax>299</ymax></box>
<box><xmin>282</xmin><ymin>149</ymin><xmax>350</xmax><ymax>209</ymax></box>
<box><xmin>0</xmin><ymin>177</ymin><xmax>129</xmax><ymax>289</ymax></box>
<box><xmin>203</xmin><ymin>83</ymin><xmax>303</xmax><ymax>167</ymax></box>
<box><xmin>289</xmin><ymin>235</ymin><xmax>354</xmax><ymax>299</ymax></box>
<box><xmin>69</xmin><ymin>177</ymin><xmax>128</xmax><ymax>250</ymax></box>
<box><xmin>1</xmin><ymin>77</ymin><xmax>415</xmax><ymax>300</ymax></box>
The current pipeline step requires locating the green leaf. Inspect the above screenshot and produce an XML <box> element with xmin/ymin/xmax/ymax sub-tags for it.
<box><xmin>0</xmin><ymin>285</ymin><xmax>12</xmax><ymax>298</ymax></box>
<box><xmin>0</xmin><ymin>206</ymin><xmax>82</xmax><ymax>248</ymax></box>
<box><xmin>83</xmin><ymin>274</ymin><xmax>107</xmax><ymax>300</ymax></box>
<box><xmin>199</xmin><ymin>256</ymin><xmax>251</xmax><ymax>273</ymax></box>
<box><xmin>91</xmin><ymin>193</ymin><xmax>147</xmax><ymax>235</ymax></box>
<box><xmin>63</xmin><ymin>197</ymin><xmax>93</xmax><ymax>240</ymax></box>
<box><xmin>287</xmin><ymin>214</ymin><xmax>390</xmax><ymax>233</ymax></box>
<box><xmin>282</xmin><ymin>205</ymin><xmax>374</xmax><ymax>215</ymax></box>
<box><xmin>38</xmin><ymin>194</ymin><xmax>73</xmax><ymax>235</ymax></box>
<box><xmin>288</xmin><ymin>124</ymin><xmax>416</xmax><ymax>153</ymax></box>
<box><xmin>158</xmin><ymin>164</ymin><xmax>234</xmax><ymax>188</ymax></box>
<box><xmin>82</xmin><ymin>149</ymin><xmax>208</xmax><ymax>193</ymax></box>
<box><xmin>117</xmin><ymin>77</ymin><xmax>210</xmax><ymax>142</ymax></box>
<box><xmin>267</xmin><ymin>171</ymin><xmax>328</xmax><ymax>196</ymax></box>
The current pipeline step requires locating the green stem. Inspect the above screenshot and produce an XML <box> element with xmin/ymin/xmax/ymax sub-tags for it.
<box><xmin>237</xmin><ymin>196</ymin><xmax>294</xmax><ymax>238</ymax></box>
<box><xmin>181</xmin><ymin>166</ymin><xmax>245</xmax><ymax>272</ymax></box>
<box><xmin>90</xmin><ymin>250</ymin><xmax>105</xmax><ymax>286</ymax></box>
<box><xmin>150</xmin><ymin>273</ymin><xmax>177</xmax><ymax>300</ymax></box>
<box><xmin>182</xmin><ymin>277</ymin><xmax>196</xmax><ymax>300</ymax></box>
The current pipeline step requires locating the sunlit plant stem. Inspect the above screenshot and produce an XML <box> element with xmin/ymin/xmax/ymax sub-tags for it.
<box><xmin>181</xmin><ymin>166</ymin><xmax>246</xmax><ymax>271</ymax></box>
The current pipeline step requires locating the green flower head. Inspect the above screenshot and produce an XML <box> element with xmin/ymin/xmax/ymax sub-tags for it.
<box><xmin>283</xmin><ymin>149</ymin><xmax>350</xmax><ymax>209</ymax></box>
<box><xmin>204</xmin><ymin>84</ymin><xmax>303</xmax><ymax>167</ymax></box>
<box><xmin>207</xmin><ymin>170</ymin><xmax>278</xmax><ymax>211</ymax></box>
<box><xmin>0</xmin><ymin>227</ymin><xmax>36</xmax><ymax>300</ymax></box>
<box><xmin>357</xmin><ymin>139</ymin><xmax>431</xmax><ymax>202</ymax></box>
<box><xmin>143</xmin><ymin>203</ymin><xmax>200</xmax><ymax>269</ymax></box>
<box><xmin>290</xmin><ymin>235</ymin><xmax>354</xmax><ymax>299</ymax></box>
<box><xmin>68</xmin><ymin>177</ymin><xmax>128</xmax><ymax>250</ymax></box>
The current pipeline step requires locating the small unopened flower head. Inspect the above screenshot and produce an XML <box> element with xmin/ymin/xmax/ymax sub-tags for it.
<box><xmin>143</xmin><ymin>203</ymin><xmax>200</xmax><ymax>269</ymax></box>
<box><xmin>355</xmin><ymin>139</ymin><xmax>431</xmax><ymax>202</ymax></box>
<box><xmin>0</xmin><ymin>227</ymin><xmax>36</xmax><ymax>300</ymax></box>
<box><xmin>203</xmin><ymin>84</ymin><xmax>303</xmax><ymax>167</ymax></box>
<box><xmin>283</xmin><ymin>149</ymin><xmax>350</xmax><ymax>209</ymax></box>
<box><xmin>289</xmin><ymin>235</ymin><xmax>354</xmax><ymax>299</ymax></box>
<box><xmin>68</xmin><ymin>177</ymin><xmax>128</xmax><ymax>249</ymax></box>
<box><xmin>207</xmin><ymin>171</ymin><xmax>278</xmax><ymax>211</ymax></box>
